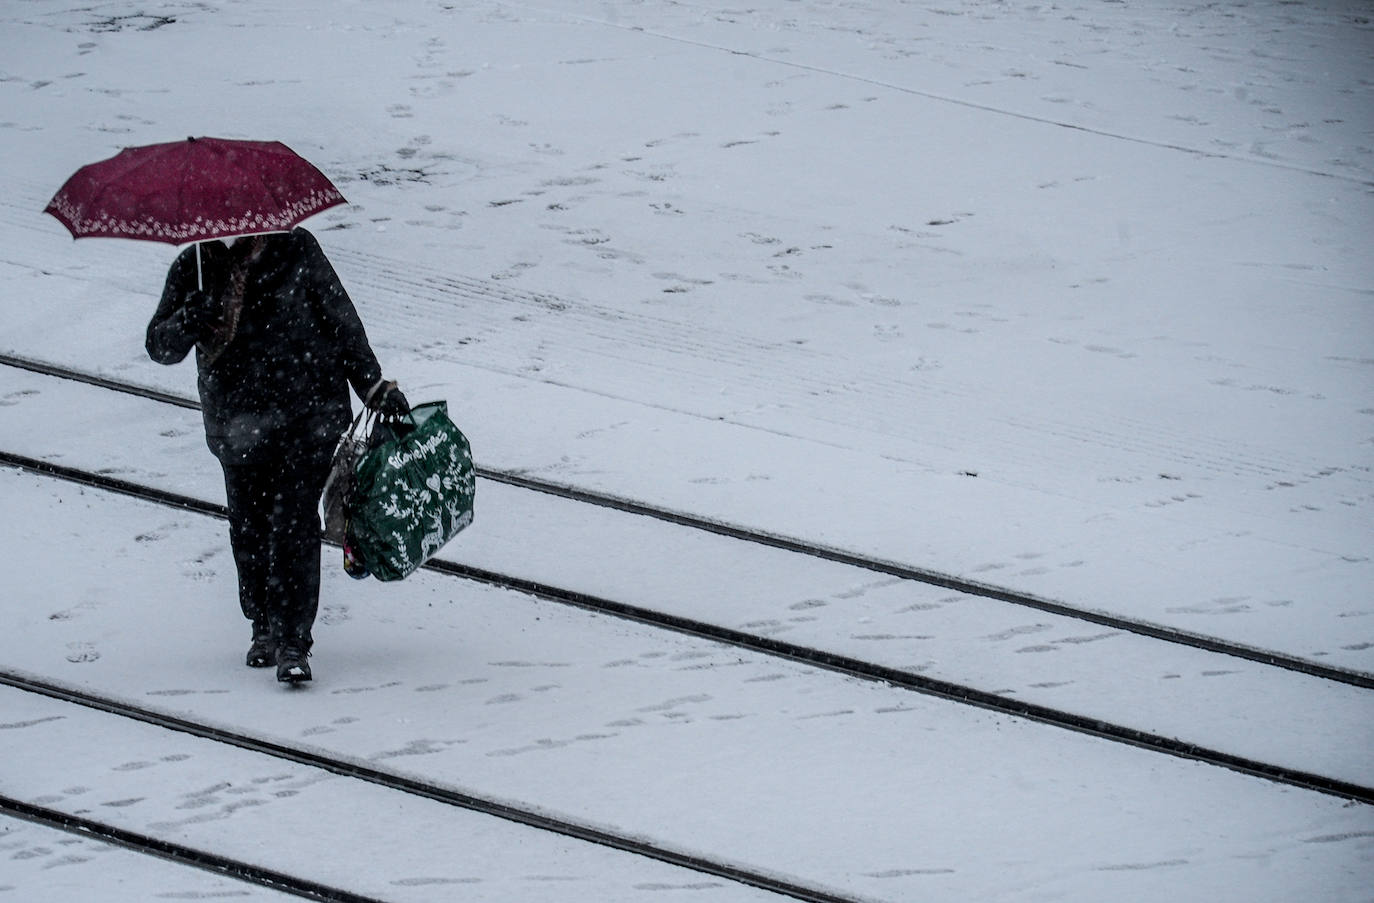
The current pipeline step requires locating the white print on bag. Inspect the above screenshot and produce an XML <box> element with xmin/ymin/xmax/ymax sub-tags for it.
<box><xmin>374</xmin><ymin>439</ymin><xmax>474</xmax><ymax>574</ymax></box>
<box><xmin>387</xmin><ymin>430</ymin><xmax>448</xmax><ymax>471</ymax></box>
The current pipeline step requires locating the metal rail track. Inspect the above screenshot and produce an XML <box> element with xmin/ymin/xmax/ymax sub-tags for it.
<box><xmin>0</xmin><ymin>791</ymin><xmax>385</xmax><ymax>903</ymax></box>
<box><xmin>0</xmin><ymin>669</ymin><xmax>862</xmax><ymax>903</ymax></box>
<box><xmin>2</xmin><ymin>449</ymin><xmax>1370</xmax><ymax>805</ymax></box>
<box><xmin>2</xmin><ymin>351</ymin><xmax>1369</xmax><ymax>691</ymax></box>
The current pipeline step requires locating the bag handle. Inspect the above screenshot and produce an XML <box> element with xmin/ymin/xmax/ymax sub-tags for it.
<box><xmin>341</xmin><ymin>378</ymin><xmax>395</xmax><ymax>445</ymax></box>
<box><xmin>338</xmin><ymin>397</ymin><xmax>380</xmax><ymax>450</ymax></box>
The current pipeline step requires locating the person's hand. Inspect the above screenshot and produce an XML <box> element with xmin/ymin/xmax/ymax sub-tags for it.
<box><xmin>181</xmin><ymin>290</ymin><xmax>219</xmax><ymax>338</ymax></box>
<box><xmin>377</xmin><ymin>385</ymin><xmax>410</xmax><ymax>418</ymax></box>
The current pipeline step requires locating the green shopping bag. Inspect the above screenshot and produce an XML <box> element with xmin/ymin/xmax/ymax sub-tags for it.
<box><xmin>347</xmin><ymin>401</ymin><xmax>475</xmax><ymax>581</ymax></box>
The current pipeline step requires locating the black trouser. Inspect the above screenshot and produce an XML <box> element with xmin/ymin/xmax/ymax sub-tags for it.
<box><xmin>220</xmin><ymin>442</ymin><xmax>334</xmax><ymax>648</ymax></box>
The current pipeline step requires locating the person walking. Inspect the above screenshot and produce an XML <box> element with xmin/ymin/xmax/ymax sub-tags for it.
<box><xmin>146</xmin><ymin>228</ymin><xmax>408</xmax><ymax>684</ymax></box>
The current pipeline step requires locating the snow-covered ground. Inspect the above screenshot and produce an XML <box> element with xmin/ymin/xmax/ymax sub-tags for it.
<box><xmin>1</xmin><ymin>1</ymin><xmax>1371</xmax><ymax>900</ymax></box>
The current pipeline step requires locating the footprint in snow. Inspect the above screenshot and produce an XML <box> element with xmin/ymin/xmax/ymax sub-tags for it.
<box><xmin>65</xmin><ymin>643</ymin><xmax>100</xmax><ymax>663</ymax></box>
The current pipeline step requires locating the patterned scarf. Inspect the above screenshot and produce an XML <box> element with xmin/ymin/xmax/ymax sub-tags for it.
<box><xmin>198</xmin><ymin>236</ymin><xmax>266</xmax><ymax>365</ymax></box>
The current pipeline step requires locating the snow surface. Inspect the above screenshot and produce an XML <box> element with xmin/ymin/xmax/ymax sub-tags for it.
<box><xmin>1</xmin><ymin>1</ymin><xmax>1372</xmax><ymax>900</ymax></box>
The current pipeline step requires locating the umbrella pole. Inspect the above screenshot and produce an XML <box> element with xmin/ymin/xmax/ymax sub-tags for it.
<box><xmin>195</xmin><ymin>242</ymin><xmax>203</xmax><ymax>291</ymax></box>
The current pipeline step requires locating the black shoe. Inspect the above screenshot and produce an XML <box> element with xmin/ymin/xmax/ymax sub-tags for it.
<box><xmin>246</xmin><ymin>625</ymin><xmax>276</xmax><ymax>668</ymax></box>
<box><xmin>276</xmin><ymin>641</ymin><xmax>312</xmax><ymax>683</ymax></box>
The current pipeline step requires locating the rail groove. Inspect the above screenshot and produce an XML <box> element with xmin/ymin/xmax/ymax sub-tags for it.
<box><xmin>2</xmin><ymin>449</ymin><xmax>1370</xmax><ymax>805</ymax></box>
<box><xmin>0</xmin><ymin>792</ymin><xmax>385</xmax><ymax>903</ymax></box>
<box><xmin>0</xmin><ymin>668</ymin><xmax>862</xmax><ymax>903</ymax></box>
<box><xmin>2</xmin><ymin>351</ymin><xmax>1369</xmax><ymax>691</ymax></box>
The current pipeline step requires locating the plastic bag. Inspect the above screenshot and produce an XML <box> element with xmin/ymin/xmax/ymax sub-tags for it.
<box><xmin>346</xmin><ymin>401</ymin><xmax>475</xmax><ymax>581</ymax></box>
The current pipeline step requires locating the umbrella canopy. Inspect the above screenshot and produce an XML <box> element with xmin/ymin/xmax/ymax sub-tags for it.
<box><xmin>44</xmin><ymin>136</ymin><xmax>346</xmax><ymax>245</ymax></box>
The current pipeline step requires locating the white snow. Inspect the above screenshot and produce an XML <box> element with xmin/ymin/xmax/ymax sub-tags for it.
<box><xmin>1</xmin><ymin>1</ymin><xmax>1371</xmax><ymax>900</ymax></box>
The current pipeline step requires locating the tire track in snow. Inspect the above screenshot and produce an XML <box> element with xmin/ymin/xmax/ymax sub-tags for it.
<box><xmin>524</xmin><ymin>3</ymin><xmax>1374</xmax><ymax>188</ymax></box>
<box><xmin>328</xmin><ymin>245</ymin><xmax>1328</xmax><ymax>484</ymax></box>
<box><xmin>1</xmin><ymin>182</ymin><xmax>1340</xmax><ymax>487</ymax></box>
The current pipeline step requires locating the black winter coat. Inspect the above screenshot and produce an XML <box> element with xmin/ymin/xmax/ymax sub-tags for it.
<box><xmin>146</xmin><ymin>229</ymin><xmax>383</xmax><ymax>464</ymax></box>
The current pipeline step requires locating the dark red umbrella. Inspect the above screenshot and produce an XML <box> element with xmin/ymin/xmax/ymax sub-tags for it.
<box><xmin>45</xmin><ymin>136</ymin><xmax>346</xmax><ymax>286</ymax></box>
